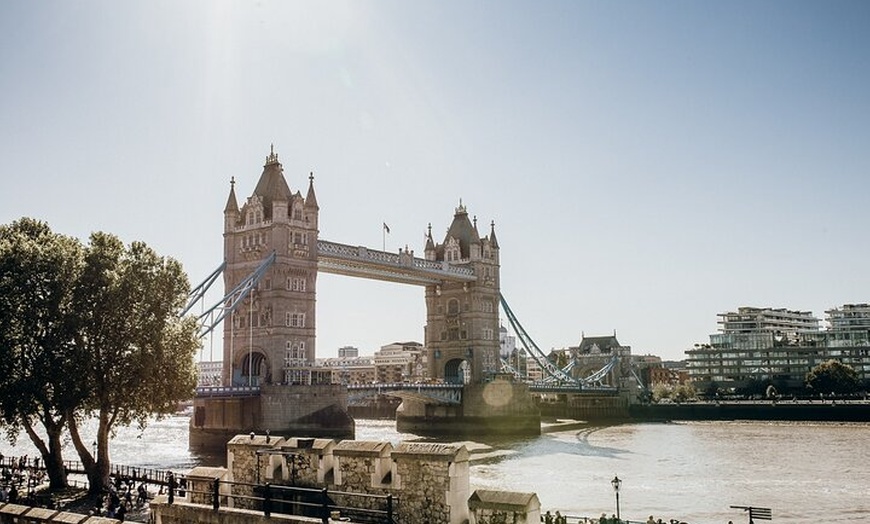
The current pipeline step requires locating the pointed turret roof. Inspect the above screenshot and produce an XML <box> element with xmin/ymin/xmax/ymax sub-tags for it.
<box><xmin>224</xmin><ymin>177</ymin><xmax>240</xmax><ymax>215</ymax></box>
<box><xmin>252</xmin><ymin>145</ymin><xmax>293</xmax><ymax>219</ymax></box>
<box><xmin>443</xmin><ymin>200</ymin><xmax>480</xmax><ymax>259</ymax></box>
<box><xmin>489</xmin><ymin>220</ymin><xmax>499</xmax><ymax>248</ymax></box>
<box><xmin>425</xmin><ymin>223</ymin><xmax>435</xmax><ymax>251</ymax></box>
<box><xmin>305</xmin><ymin>172</ymin><xmax>319</xmax><ymax>209</ymax></box>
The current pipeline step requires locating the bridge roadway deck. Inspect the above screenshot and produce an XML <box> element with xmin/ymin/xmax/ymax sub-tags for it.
<box><xmin>193</xmin><ymin>383</ymin><xmax>619</xmax><ymax>404</ymax></box>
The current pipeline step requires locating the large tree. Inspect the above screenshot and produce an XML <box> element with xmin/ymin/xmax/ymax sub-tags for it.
<box><xmin>67</xmin><ymin>232</ymin><xmax>200</xmax><ymax>496</ymax></box>
<box><xmin>0</xmin><ymin>218</ymin><xmax>86</xmax><ymax>488</ymax></box>
<box><xmin>0</xmin><ymin>219</ymin><xmax>200</xmax><ymax>497</ymax></box>
<box><xmin>806</xmin><ymin>360</ymin><xmax>862</xmax><ymax>396</ymax></box>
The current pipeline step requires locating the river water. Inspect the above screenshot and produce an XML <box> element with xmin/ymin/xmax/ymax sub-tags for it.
<box><xmin>2</xmin><ymin>417</ymin><xmax>868</xmax><ymax>524</ymax></box>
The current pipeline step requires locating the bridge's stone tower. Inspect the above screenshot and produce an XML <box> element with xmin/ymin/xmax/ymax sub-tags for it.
<box><xmin>423</xmin><ymin>203</ymin><xmax>501</xmax><ymax>384</ymax></box>
<box><xmin>221</xmin><ymin>147</ymin><xmax>326</xmax><ymax>387</ymax></box>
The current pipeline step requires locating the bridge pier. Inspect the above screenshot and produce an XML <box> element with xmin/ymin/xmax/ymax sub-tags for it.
<box><xmin>395</xmin><ymin>374</ymin><xmax>541</xmax><ymax>437</ymax></box>
<box><xmin>189</xmin><ymin>384</ymin><xmax>355</xmax><ymax>453</ymax></box>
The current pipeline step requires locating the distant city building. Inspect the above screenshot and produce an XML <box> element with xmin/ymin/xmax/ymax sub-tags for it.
<box><xmin>826</xmin><ymin>303</ymin><xmax>870</xmax><ymax>332</ymax></box>
<box><xmin>315</xmin><ymin>342</ymin><xmax>429</xmax><ymax>384</ymax></box>
<box><xmin>551</xmin><ymin>333</ymin><xmax>632</xmax><ymax>387</ymax></box>
<box><xmin>374</xmin><ymin>341</ymin><xmax>426</xmax><ymax>383</ymax></box>
<box><xmin>525</xmin><ymin>356</ymin><xmax>543</xmax><ymax>382</ymax></box>
<box><xmin>316</xmin><ymin>355</ymin><xmax>376</xmax><ymax>385</ymax></box>
<box><xmin>196</xmin><ymin>361</ymin><xmax>223</xmax><ymax>387</ymax></box>
<box><xmin>499</xmin><ymin>325</ymin><xmax>516</xmax><ymax>359</ymax></box>
<box><xmin>687</xmin><ymin>304</ymin><xmax>870</xmax><ymax>390</ymax></box>
<box><xmin>338</xmin><ymin>346</ymin><xmax>359</xmax><ymax>358</ymax></box>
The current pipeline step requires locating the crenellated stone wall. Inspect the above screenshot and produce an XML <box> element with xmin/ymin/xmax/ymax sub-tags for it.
<box><xmin>152</xmin><ymin>434</ymin><xmax>540</xmax><ymax>524</ymax></box>
<box><xmin>228</xmin><ymin>435</ymin><xmax>470</xmax><ymax>524</ymax></box>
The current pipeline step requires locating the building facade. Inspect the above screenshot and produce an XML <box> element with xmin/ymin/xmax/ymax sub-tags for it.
<box><xmin>221</xmin><ymin>147</ymin><xmax>328</xmax><ymax>387</ymax></box>
<box><xmin>423</xmin><ymin>203</ymin><xmax>501</xmax><ymax>384</ymax></box>
<box><xmin>687</xmin><ymin>305</ymin><xmax>870</xmax><ymax>390</ymax></box>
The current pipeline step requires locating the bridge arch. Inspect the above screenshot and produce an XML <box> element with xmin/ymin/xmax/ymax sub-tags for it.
<box><xmin>236</xmin><ymin>350</ymin><xmax>269</xmax><ymax>386</ymax></box>
<box><xmin>443</xmin><ymin>358</ymin><xmax>470</xmax><ymax>385</ymax></box>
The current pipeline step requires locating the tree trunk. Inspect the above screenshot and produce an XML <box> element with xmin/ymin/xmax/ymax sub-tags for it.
<box><xmin>23</xmin><ymin>418</ymin><xmax>68</xmax><ymax>489</ymax></box>
<box><xmin>68</xmin><ymin>415</ymin><xmax>111</xmax><ymax>498</ymax></box>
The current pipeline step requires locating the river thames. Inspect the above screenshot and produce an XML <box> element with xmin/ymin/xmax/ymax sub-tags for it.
<box><xmin>2</xmin><ymin>417</ymin><xmax>868</xmax><ymax>523</ymax></box>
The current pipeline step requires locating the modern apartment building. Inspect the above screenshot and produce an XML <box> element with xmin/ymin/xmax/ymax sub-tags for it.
<box><xmin>687</xmin><ymin>305</ymin><xmax>870</xmax><ymax>390</ymax></box>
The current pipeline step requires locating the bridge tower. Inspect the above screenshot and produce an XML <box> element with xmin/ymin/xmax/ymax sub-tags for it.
<box><xmin>221</xmin><ymin>146</ymin><xmax>326</xmax><ymax>387</ymax></box>
<box><xmin>423</xmin><ymin>202</ymin><xmax>501</xmax><ymax>384</ymax></box>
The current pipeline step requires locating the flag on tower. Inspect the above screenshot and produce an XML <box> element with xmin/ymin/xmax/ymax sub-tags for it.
<box><xmin>383</xmin><ymin>222</ymin><xmax>390</xmax><ymax>234</ymax></box>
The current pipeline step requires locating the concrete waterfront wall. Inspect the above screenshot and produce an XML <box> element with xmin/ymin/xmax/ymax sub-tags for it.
<box><xmin>538</xmin><ymin>393</ymin><xmax>630</xmax><ymax>421</ymax></box>
<box><xmin>629</xmin><ymin>401</ymin><xmax>870</xmax><ymax>422</ymax></box>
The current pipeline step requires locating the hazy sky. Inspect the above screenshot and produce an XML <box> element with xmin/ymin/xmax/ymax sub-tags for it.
<box><xmin>2</xmin><ymin>1</ymin><xmax>869</xmax><ymax>362</ymax></box>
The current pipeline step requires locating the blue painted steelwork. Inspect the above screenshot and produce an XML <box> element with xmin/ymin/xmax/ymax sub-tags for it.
<box><xmin>182</xmin><ymin>260</ymin><xmax>226</xmax><ymax>316</ymax></box>
<box><xmin>185</xmin><ymin>252</ymin><xmax>277</xmax><ymax>338</ymax></box>
<box><xmin>500</xmin><ymin>293</ymin><xmax>619</xmax><ymax>388</ymax></box>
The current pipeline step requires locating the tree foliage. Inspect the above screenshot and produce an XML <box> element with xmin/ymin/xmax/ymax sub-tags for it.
<box><xmin>0</xmin><ymin>218</ymin><xmax>85</xmax><ymax>487</ymax></box>
<box><xmin>68</xmin><ymin>232</ymin><xmax>200</xmax><ymax>495</ymax></box>
<box><xmin>0</xmin><ymin>219</ymin><xmax>200</xmax><ymax>495</ymax></box>
<box><xmin>806</xmin><ymin>360</ymin><xmax>862</xmax><ymax>395</ymax></box>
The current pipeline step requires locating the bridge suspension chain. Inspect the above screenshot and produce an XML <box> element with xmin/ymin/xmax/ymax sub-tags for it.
<box><xmin>499</xmin><ymin>293</ymin><xmax>581</xmax><ymax>386</ymax></box>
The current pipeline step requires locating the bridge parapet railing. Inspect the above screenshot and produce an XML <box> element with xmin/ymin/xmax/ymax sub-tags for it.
<box><xmin>195</xmin><ymin>386</ymin><xmax>261</xmax><ymax>397</ymax></box>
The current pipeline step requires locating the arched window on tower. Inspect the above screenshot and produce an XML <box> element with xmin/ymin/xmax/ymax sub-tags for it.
<box><xmin>447</xmin><ymin>299</ymin><xmax>460</xmax><ymax>315</ymax></box>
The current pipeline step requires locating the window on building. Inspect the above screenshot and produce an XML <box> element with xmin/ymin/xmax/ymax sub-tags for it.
<box><xmin>448</xmin><ymin>299</ymin><xmax>460</xmax><ymax>315</ymax></box>
<box><xmin>285</xmin><ymin>312</ymin><xmax>306</xmax><ymax>328</ymax></box>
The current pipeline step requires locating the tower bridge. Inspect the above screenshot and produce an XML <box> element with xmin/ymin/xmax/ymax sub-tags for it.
<box><xmin>189</xmin><ymin>148</ymin><xmax>629</xmax><ymax>450</ymax></box>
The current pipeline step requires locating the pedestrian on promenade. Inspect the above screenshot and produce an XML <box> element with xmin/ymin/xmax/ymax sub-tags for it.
<box><xmin>647</xmin><ymin>516</ymin><xmax>656</xmax><ymax>524</ymax></box>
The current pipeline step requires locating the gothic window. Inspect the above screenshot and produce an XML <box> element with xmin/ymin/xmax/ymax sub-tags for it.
<box><xmin>447</xmin><ymin>299</ymin><xmax>460</xmax><ymax>315</ymax></box>
<box><xmin>460</xmin><ymin>330</ymin><xmax>467</xmax><ymax>340</ymax></box>
<box><xmin>449</xmin><ymin>328</ymin><xmax>459</xmax><ymax>341</ymax></box>
<box><xmin>287</xmin><ymin>277</ymin><xmax>307</xmax><ymax>292</ymax></box>
<box><xmin>483</xmin><ymin>328</ymin><xmax>494</xmax><ymax>340</ymax></box>
<box><xmin>293</xmin><ymin>205</ymin><xmax>303</xmax><ymax>221</ymax></box>
<box><xmin>441</xmin><ymin>330</ymin><xmax>447</xmax><ymax>341</ymax></box>
<box><xmin>285</xmin><ymin>312</ymin><xmax>306</xmax><ymax>328</ymax></box>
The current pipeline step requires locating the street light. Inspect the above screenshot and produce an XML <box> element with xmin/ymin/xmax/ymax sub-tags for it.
<box><xmin>611</xmin><ymin>475</ymin><xmax>622</xmax><ymax>522</ymax></box>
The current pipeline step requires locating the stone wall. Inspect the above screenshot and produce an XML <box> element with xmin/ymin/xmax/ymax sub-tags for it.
<box><xmin>468</xmin><ymin>490</ymin><xmax>540</xmax><ymax>524</ymax></box>
<box><xmin>163</xmin><ymin>434</ymin><xmax>541</xmax><ymax>524</ymax></box>
<box><xmin>229</xmin><ymin>435</ymin><xmax>470</xmax><ymax>524</ymax></box>
<box><xmin>0</xmin><ymin>503</ymin><xmax>121</xmax><ymax>524</ymax></box>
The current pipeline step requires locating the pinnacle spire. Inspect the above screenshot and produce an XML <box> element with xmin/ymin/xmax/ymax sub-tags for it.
<box><xmin>224</xmin><ymin>176</ymin><xmax>240</xmax><ymax>215</ymax></box>
<box><xmin>305</xmin><ymin>171</ymin><xmax>319</xmax><ymax>209</ymax></box>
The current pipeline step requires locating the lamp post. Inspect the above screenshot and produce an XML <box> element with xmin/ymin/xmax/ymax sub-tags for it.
<box><xmin>611</xmin><ymin>475</ymin><xmax>622</xmax><ymax>522</ymax></box>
